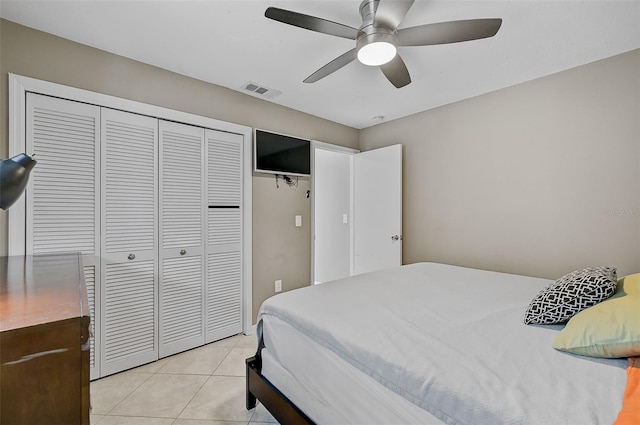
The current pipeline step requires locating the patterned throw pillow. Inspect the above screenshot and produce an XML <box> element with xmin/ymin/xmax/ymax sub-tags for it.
<box><xmin>552</xmin><ymin>273</ymin><xmax>640</xmax><ymax>358</ymax></box>
<box><xmin>523</xmin><ymin>266</ymin><xmax>617</xmax><ymax>325</ymax></box>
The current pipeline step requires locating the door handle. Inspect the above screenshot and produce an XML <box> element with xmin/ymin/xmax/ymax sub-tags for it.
<box><xmin>391</xmin><ymin>235</ymin><xmax>400</xmax><ymax>241</ymax></box>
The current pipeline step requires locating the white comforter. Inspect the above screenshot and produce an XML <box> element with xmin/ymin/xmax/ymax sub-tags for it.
<box><xmin>258</xmin><ymin>262</ymin><xmax>627</xmax><ymax>425</ymax></box>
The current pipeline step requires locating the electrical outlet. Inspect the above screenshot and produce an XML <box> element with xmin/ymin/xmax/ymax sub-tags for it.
<box><xmin>275</xmin><ymin>279</ymin><xmax>282</xmax><ymax>292</ymax></box>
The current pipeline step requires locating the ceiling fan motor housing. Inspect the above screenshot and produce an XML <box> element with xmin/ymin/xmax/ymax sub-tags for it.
<box><xmin>357</xmin><ymin>0</ymin><xmax>398</xmax><ymax>66</ymax></box>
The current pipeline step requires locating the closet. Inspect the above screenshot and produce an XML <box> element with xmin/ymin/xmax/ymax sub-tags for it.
<box><xmin>24</xmin><ymin>92</ymin><xmax>245</xmax><ymax>379</ymax></box>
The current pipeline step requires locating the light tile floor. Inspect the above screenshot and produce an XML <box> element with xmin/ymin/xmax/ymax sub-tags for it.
<box><xmin>90</xmin><ymin>334</ymin><xmax>280</xmax><ymax>425</ymax></box>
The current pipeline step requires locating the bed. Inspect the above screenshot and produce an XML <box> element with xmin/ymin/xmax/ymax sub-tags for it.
<box><xmin>246</xmin><ymin>262</ymin><xmax>630</xmax><ymax>424</ymax></box>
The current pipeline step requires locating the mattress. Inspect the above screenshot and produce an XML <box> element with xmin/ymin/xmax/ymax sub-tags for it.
<box><xmin>261</xmin><ymin>315</ymin><xmax>443</xmax><ymax>424</ymax></box>
<box><xmin>257</xmin><ymin>262</ymin><xmax>628</xmax><ymax>425</ymax></box>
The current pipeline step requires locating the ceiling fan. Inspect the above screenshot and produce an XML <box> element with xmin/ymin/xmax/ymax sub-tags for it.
<box><xmin>265</xmin><ymin>0</ymin><xmax>502</xmax><ymax>88</ymax></box>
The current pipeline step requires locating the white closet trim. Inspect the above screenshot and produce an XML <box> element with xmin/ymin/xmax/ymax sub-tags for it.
<box><xmin>8</xmin><ymin>73</ymin><xmax>254</xmax><ymax>335</ymax></box>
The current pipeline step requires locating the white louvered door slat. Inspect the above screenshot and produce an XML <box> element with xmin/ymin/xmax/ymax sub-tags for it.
<box><xmin>26</xmin><ymin>93</ymin><xmax>102</xmax><ymax>380</ymax></box>
<box><xmin>104</xmin><ymin>261</ymin><xmax>155</xmax><ymax>362</ymax></box>
<box><xmin>205</xmin><ymin>129</ymin><xmax>243</xmax><ymax>342</ymax></box>
<box><xmin>101</xmin><ymin>108</ymin><xmax>158</xmax><ymax>376</ymax></box>
<box><xmin>158</xmin><ymin>120</ymin><xmax>205</xmax><ymax>358</ymax></box>
<box><xmin>208</xmin><ymin>133</ymin><xmax>242</xmax><ymax>206</ymax></box>
<box><xmin>208</xmin><ymin>210</ymin><xmax>241</xmax><ymax>246</ymax></box>
<box><xmin>84</xmin><ymin>265</ymin><xmax>97</xmax><ymax>371</ymax></box>
<box><xmin>207</xmin><ymin>252</ymin><xmax>241</xmax><ymax>335</ymax></box>
<box><xmin>161</xmin><ymin>257</ymin><xmax>203</xmax><ymax>343</ymax></box>
<box><xmin>27</xmin><ymin>94</ymin><xmax>99</xmax><ymax>255</ymax></box>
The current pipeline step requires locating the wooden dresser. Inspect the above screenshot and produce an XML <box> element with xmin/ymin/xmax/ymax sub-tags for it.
<box><xmin>0</xmin><ymin>252</ymin><xmax>90</xmax><ymax>425</ymax></box>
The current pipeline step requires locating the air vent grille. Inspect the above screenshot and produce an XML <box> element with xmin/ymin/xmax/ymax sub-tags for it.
<box><xmin>241</xmin><ymin>81</ymin><xmax>282</xmax><ymax>99</ymax></box>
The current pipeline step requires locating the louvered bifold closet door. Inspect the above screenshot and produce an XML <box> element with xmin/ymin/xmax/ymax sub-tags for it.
<box><xmin>25</xmin><ymin>93</ymin><xmax>102</xmax><ymax>380</ymax></box>
<box><xmin>101</xmin><ymin>108</ymin><xmax>158</xmax><ymax>376</ymax></box>
<box><xmin>205</xmin><ymin>129</ymin><xmax>243</xmax><ymax>343</ymax></box>
<box><xmin>158</xmin><ymin>120</ymin><xmax>206</xmax><ymax>358</ymax></box>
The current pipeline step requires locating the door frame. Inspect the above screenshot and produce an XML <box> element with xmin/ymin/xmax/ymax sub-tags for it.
<box><xmin>310</xmin><ymin>141</ymin><xmax>359</xmax><ymax>285</ymax></box>
<box><xmin>8</xmin><ymin>73</ymin><xmax>254</xmax><ymax>336</ymax></box>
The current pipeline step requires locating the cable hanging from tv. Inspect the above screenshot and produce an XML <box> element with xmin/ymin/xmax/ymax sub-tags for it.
<box><xmin>275</xmin><ymin>174</ymin><xmax>298</xmax><ymax>190</ymax></box>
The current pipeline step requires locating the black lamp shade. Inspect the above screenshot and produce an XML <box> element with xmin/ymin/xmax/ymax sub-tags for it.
<box><xmin>0</xmin><ymin>153</ymin><xmax>37</xmax><ymax>210</ymax></box>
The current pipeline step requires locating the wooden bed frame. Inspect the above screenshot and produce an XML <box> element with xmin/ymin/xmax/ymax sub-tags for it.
<box><xmin>245</xmin><ymin>347</ymin><xmax>316</xmax><ymax>425</ymax></box>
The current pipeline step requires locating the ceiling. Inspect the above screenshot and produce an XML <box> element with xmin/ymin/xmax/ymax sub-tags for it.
<box><xmin>1</xmin><ymin>1</ymin><xmax>639</xmax><ymax>129</ymax></box>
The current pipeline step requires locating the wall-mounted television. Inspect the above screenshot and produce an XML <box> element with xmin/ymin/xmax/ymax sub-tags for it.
<box><xmin>254</xmin><ymin>129</ymin><xmax>311</xmax><ymax>176</ymax></box>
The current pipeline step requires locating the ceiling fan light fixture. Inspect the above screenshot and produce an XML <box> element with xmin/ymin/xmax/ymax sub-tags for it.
<box><xmin>357</xmin><ymin>41</ymin><xmax>396</xmax><ymax>66</ymax></box>
<box><xmin>356</xmin><ymin>31</ymin><xmax>397</xmax><ymax>66</ymax></box>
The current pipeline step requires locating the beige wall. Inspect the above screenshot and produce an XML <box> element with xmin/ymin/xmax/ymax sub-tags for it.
<box><xmin>252</xmin><ymin>176</ymin><xmax>311</xmax><ymax>319</ymax></box>
<box><xmin>0</xmin><ymin>19</ymin><xmax>359</xmax><ymax>322</ymax></box>
<box><xmin>360</xmin><ymin>49</ymin><xmax>640</xmax><ymax>279</ymax></box>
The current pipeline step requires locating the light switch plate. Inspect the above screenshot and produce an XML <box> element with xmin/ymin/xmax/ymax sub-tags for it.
<box><xmin>295</xmin><ymin>215</ymin><xmax>302</xmax><ymax>227</ymax></box>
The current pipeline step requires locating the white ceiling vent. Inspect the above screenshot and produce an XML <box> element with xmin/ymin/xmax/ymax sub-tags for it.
<box><xmin>242</xmin><ymin>81</ymin><xmax>282</xmax><ymax>100</ymax></box>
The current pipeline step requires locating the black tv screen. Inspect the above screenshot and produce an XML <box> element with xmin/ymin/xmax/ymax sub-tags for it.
<box><xmin>254</xmin><ymin>129</ymin><xmax>311</xmax><ymax>176</ymax></box>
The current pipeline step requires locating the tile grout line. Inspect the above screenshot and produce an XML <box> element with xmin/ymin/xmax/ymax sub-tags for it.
<box><xmin>92</xmin><ymin>334</ymin><xmax>260</xmax><ymax>424</ymax></box>
<box><xmin>171</xmin><ymin>373</ymin><xmax>214</xmax><ymax>422</ymax></box>
<box><xmin>147</xmin><ymin>344</ymin><xmax>221</xmax><ymax>422</ymax></box>
<box><xmin>98</xmin><ymin>371</ymin><xmax>155</xmax><ymax>418</ymax></box>
<box><xmin>169</xmin><ymin>333</ymin><xmax>255</xmax><ymax>423</ymax></box>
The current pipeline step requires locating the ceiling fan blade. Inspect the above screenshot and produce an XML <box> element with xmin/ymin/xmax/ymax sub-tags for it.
<box><xmin>380</xmin><ymin>53</ymin><xmax>411</xmax><ymax>88</ymax></box>
<box><xmin>265</xmin><ymin>7</ymin><xmax>359</xmax><ymax>40</ymax></box>
<box><xmin>396</xmin><ymin>18</ymin><xmax>502</xmax><ymax>46</ymax></box>
<box><xmin>304</xmin><ymin>49</ymin><xmax>358</xmax><ymax>83</ymax></box>
<box><xmin>374</xmin><ymin>0</ymin><xmax>415</xmax><ymax>30</ymax></box>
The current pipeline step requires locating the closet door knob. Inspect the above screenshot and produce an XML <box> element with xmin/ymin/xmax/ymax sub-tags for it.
<box><xmin>180</xmin><ymin>249</ymin><xmax>186</xmax><ymax>256</ymax></box>
<box><xmin>127</xmin><ymin>253</ymin><xmax>136</xmax><ymax>260</ymax></box>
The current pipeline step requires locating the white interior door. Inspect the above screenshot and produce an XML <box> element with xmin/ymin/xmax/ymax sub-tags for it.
<box><xmin>205</xmin><ymin>129</ymin><xmax>243</xmax><ymax>343</ymax></box>
<box><xmin>354</xmin><ymin>144</ymin><xmax>402</xmax><ymax>274</ymax></box>
<box><xmin>26</xmin><ymin>93</ymin><xmax>101</xmax><ymax>379</ymax></box>
<box><xmin>101</xmin><ymin>108</ymin><xmax>158</xmax><ymax>376</ymax></box>
<box><xmin>159</xmin><ymin>120</ymin><xmax>205</xmax><ymax>358</ymax></box>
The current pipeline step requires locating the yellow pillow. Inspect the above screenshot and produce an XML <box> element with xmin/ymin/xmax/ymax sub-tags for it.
<box><xmin>553</xmin><ymin>273</ymin><xmax>640</xmax><ymax>358</ymax></box>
